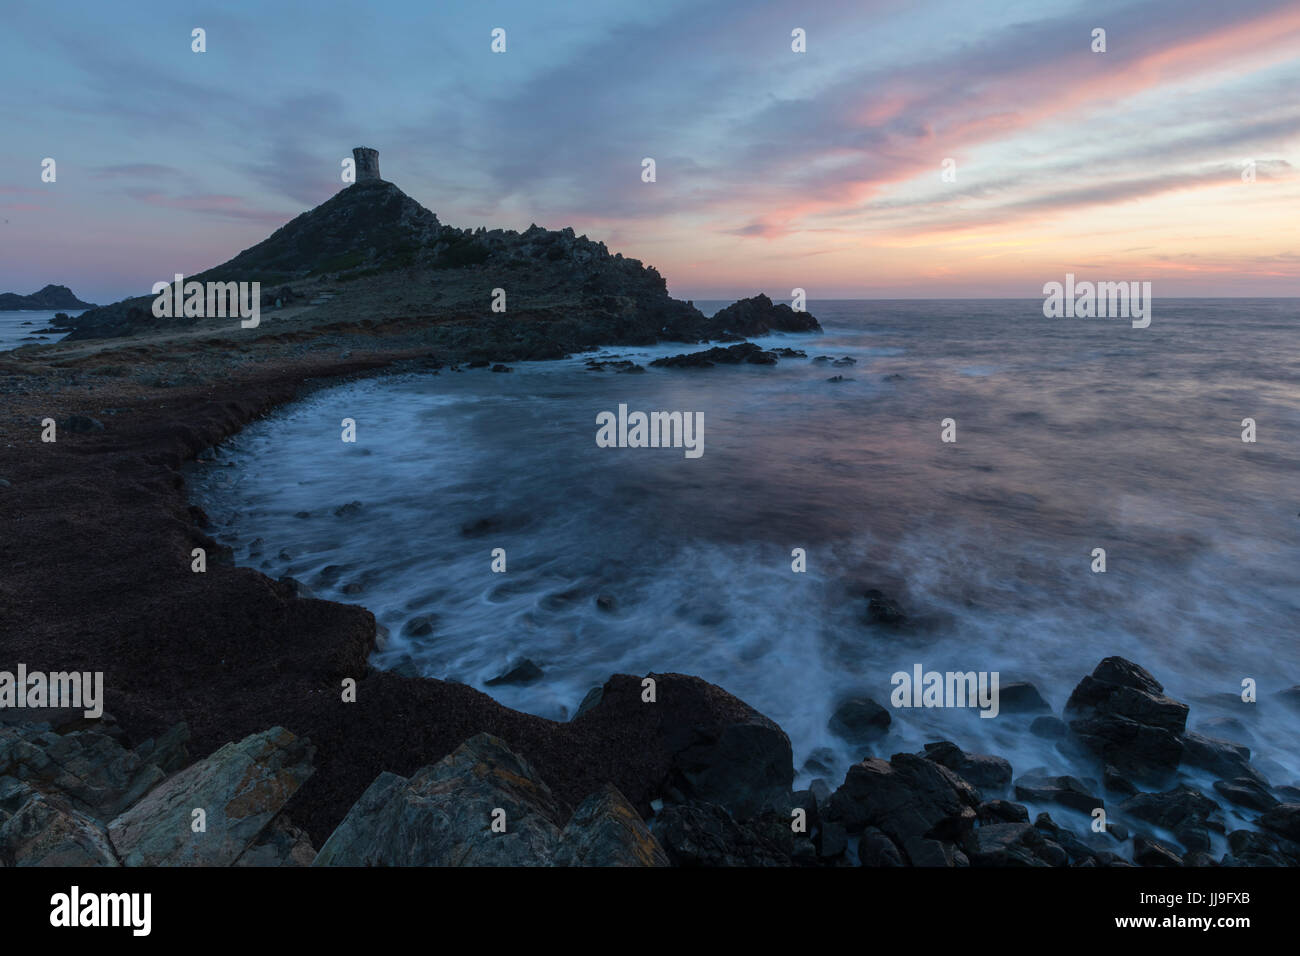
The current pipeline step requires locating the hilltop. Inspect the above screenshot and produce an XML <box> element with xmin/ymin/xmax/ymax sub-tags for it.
<box><xmin>62</xmin><ymin>162</ymin><xmax>820</xmax><ymax>350</ymax></box>
<box><xmin>0</xmin><ymin>284</ymin><xmax>96</xmax><ymax>310</ymax></box>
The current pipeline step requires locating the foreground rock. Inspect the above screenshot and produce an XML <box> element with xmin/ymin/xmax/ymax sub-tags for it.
<box><xmin>108</xmin><ymin>727</ymin><xmax>313</xmax><ymax>866</ymax></box>
<box><xmin>314</xmin><ymin>733</ymin><xmax>667</xmax><ymax>866</ymax></box>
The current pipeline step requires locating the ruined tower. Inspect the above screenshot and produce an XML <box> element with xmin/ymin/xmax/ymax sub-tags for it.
<box><xmin>353</xmin><ymin>146</ymin><xmax>381</xmax><ymax>182</ymax></box>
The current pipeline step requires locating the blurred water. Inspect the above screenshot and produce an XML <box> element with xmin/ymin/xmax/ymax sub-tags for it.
<box><xmin>0</xmin><ymin>310</ymin><xmax>77</xmax><ymax>351</ymax></box>
<box><xmin>190</xmin><ymin>298</ymin><xmax>1300</xmax><ymax>834</ymax></box>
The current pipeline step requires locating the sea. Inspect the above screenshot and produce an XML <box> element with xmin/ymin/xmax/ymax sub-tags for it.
<box><xmin>0</xmin><ymin>310</ymin><xmax>77</xmax><ymax>351</ymax></box>
<box><xmin>188</xmin><ymin>298</ymin><xmax>1300</xmax><ymax>849</ymax></box>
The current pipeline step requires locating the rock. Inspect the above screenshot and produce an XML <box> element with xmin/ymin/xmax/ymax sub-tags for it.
<box><xmin>968</xmin><ymin>822</ymin><xmax>1055</xmax><ymax>867</ymax></box>
<box><xmin>706</xmin><ymin>294</ymin><xmax>822</xmax><ymax>337</ymax></box>
<box><xmin>595</xmin><ymin>594</ymin><xmax>616</xmax><ymax>612</ymax></box>
<box><xmin>1258</xmin><ymin>803</ymin><xmax>1300</xmax><ymax>843</ymax></box>
<box><xmin>62</xmin><ymin>414</ymin><xmax>104</xmax><ymax>434</ymax></box>
<box><xmin>485</xmin><ymin>659</ymin><xmax>544</xmax><ymax>686</ymax></box>
<box><xmin>1000</xmin><ymin>682</ymin><xmax>1051</xmax><ymax>713</ymax></box>
<box><xmin>1013</xmin><ymin>773</ymin><xmax>1103</xmax><ymax>814</ymax></box>
<box><xmin>824</xmin><ymin>753</ymin><xmax>979</xmax><ymax>856</ymax></box>
<box><xmin>827</xmin><ymin>698</ymin><xmax>892</xmax><ymax>744</ymax></box>
<box><xmin>858</xmin><ymin>826</ymin><xmax>906</xmax><ymax>866</ymax></box>
<box><xmin>651</xmin><ymin>802</ymin><xmax>794</xmax><ymax>866</ymax></box>
<box><xmin>573</xmin><ymin>686</ymin><xmax>604</xmax><ymax>720</ymax></box>
<box><xmin>108</xmin><ymin>727</ymin><xmax>314</xmax><ymax>866</ymax></box>
<box><xmin>1064</xmin><ymin>657</ymin><xmax>1188</xmax><ymax>782</ymax></box>
<box><xmin>233</xmin><ymin>814</ymin><xmax>317</xmax><ymax>866</ymax></box>
<box><xmin>650</xmin><ymin>342</ymin><xmax>781</xmax><ymax>368</ymax></box>
<box><xmin>0</xmin><ymin>789</ymin><xmax>119</xmax><ymax>866</ymax></box>
<box><xmin>401</xmin><ymin>614</ymin><xmax>435</xmax><ymax>637</ymax></box>
<box><xmin>863</xmin><ymin>589</ymin><xmax>908</xmax><ymax>628</ymax></box>
<box><xmin>1030</xmin><ymin>716</ymin><xmax>1067</xmax><ymax>739</ymax></box>
<box><xmin>332</xmin><ymin>500</ymin><xmax>363</xmax><ymax>517</ymax></box>
<box><xmin>922</xmin><ymin>741</ymin><xmax>1012</xmax><ymax>791</ymax></box>
<box><xmin>831</xmin><ymin>356</ymin><xmax>856</xmax><ymax>366</ymax></box>
<box><xmin>1103</xmin><ymin>764</ymin><xmax>1137</xmax><ymax>796</ymax></box>
<box><xmin>1133</xmin><ymin>834</ymin><xmax>1183</xmax><ymax>867</ymax></box>
<box><xmin>1222</xmin><ymin>828</ymin><xmax>1300</xmax><ymax>866</ymax></box>
<box><xmin>1181</xmin><ymin>731</ymin><xmax>1261</xmax><ymax>782</ymax></box>
<box><xmin>1214</xmin><ymin>777</ymin><xmax>1278</xmax><ymax>811</ymax></box>
<box><xmin>977</xmin><ymin>800</ymin><xmax>1030</xmax><ymax>824</ymax></box>
<box><xmin>1120</xmin><ymin>786</ymin><xmax>1220</xmax><ymax>853</ymax></box>
<box><xmin>826</xmin><ymin>375</ymin><xmax>850</xmax><ymax>383</ymax></box>
<box><xmin>314</xmin><ymin>734</ymin><xmax>564</xmax><ymax>866</ymax></box>
<box><xmin>660</xmin><ymin>687</ymin><xmax>794</xmax><ymax>821</ymax></box>
<box><xmin>552</xmin><ymin>784</ymin><xmax>669</xmax><ymax>866</ymax></box>
<box><xmin>489</xmin><ymin>364</ymin><xmax>513</xmax><ymax>373</ymax></box>
<box><xmin>817</xmin><ymin>820</ymin><xmax>848</xmax><ymax>858</ymax></box>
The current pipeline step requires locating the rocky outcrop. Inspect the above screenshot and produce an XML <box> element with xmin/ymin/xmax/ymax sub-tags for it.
<box><xmin>0</xmin><ymin>284</ymin><xmax>96</xmax><ymax>310</ymax></box>
<box><xmin>705</xmin><ymin>294</ymin><xmax>822</xmax><ymax>336</ymax></box>
<box><xmin>650</xmin><ymin>342</ymin><xmax>782</xmax><ymax>368</ymax></box>
<box><xmin>1064</xmin><ymin>657</ymin><xmax>1189</xmax><ymax>783</ymax></box>
<box><xmin>108</xmin><ymin>726</ymin><xmax>314</xmax><ymax>866</ymax></box>
<box><xmin>314</xmin><ymin>733</ymin><xmax>667</xmax><ymax>866</ymax></box>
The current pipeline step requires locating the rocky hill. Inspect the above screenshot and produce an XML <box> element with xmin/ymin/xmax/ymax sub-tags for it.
<box><xmin>0</xmin><ymin>284</ymin><xmax>96</xmax><ymax>310</ymax></box>
<box><xmin>61</xmin><ymin>167</ymin><xmax>821</xmax><ymax>348</ymax></box>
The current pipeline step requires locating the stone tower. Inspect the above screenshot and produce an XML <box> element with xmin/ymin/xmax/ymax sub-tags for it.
<box><xmin>353</xmin><ymin>146</ymin><xmax>381</xmax><ymax>183</ymax></box>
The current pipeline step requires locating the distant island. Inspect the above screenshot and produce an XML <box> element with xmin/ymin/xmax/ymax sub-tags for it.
<box><xmin>0</xmin><ymin>284</ymin><xmax>97</xmax><ymax>311</ymax></box>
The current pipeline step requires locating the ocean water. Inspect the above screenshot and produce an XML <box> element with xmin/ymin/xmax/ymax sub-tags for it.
<box><xmin>0</xmin><ymin>310</ymin><xmax>77</xmax><ymax>351</ymax></box>
<box><xmin>190</xmin><ymin>298</ymin><xmax>1300</xmax><ymax>845</ymax></box>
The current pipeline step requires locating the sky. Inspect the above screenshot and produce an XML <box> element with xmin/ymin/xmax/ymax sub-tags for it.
<box><xmin>1</xmin><ymin>0</ymin><xmax>1298</xmax><ymax>303</ymax></box>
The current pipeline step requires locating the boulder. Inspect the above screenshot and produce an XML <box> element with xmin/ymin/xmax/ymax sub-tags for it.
<box><xmin>1013</xmin><ymin>772</ymin><xmax>1103</xmax><ymax>814</ymax></box>
<box><xmin>1064</xmin><ymin>657</ymin><xmax>1188</xmax><ymax>782</ymax></box>
<box><xmin>0</xmin><ymin>788</ymin><xmax>119</xmax><ymax>866</ymax></box>
<box><xmin>827</xmin><ymin>698</ymin><xmax>891</xmax><ymax>745</ymax></box>
<box><xmin>922</xmin><ymin>741</ymin><xmax>1012</xmax><ymax>791</ymax></box>
<box><xmin>651</xmin><ymin>801</ymin><xmax>795</xmax><ymax>867</ymax></box>
<box><xmin>108</xmin><ymin>726</ymin><xmax>314</xmax><ymax>866</ymax></box>
<box><xmin>552</xmin><ymin>784</ymin><xmax>669</xmax><ymax>867</ymax></box>
<box><xmin>999</xmin><ymin>682</ymin><xmax>1052</xmax><ymax>714</ymax></box>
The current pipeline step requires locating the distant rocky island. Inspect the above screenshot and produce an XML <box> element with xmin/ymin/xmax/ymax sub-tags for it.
<box><xmin>62</xmin><ymin>147</ymin><xmax>821</xmax><ymax>350</ymax></box>
<box><xmin>0</xmin><ymin>284</ymin><xmax>96</xmax><ymax>311</ymax></box>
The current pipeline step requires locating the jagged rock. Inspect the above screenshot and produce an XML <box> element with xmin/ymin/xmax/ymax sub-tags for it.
<box><xmin>1031</xmin><ymin>716</ymin><xmax>1067</xmax><ymax>738</ymax></box>
<box><xmin>862</xmin><ymin>589</ymin><xmax>908</xmax><ymax>628</ymax></box>
<box><xmin>650</xmin><ymin>342</ymin><xmax>780</xmax><ymax>368</ymax></box>
<box><xmin>968</xmin><ymin>822</ymin><xmax>1055</xmax><ymax>867</ymax></box>
<box><xmin>827</xmin><ymin>698</ymin><xmax>891</xmax><ymax>744</ymax></box>
<box><xmin>651</xmin><ymin>801</ymin><xmax>794</xmax><ymax>866</ymax></box>
<box><xmin>706</xmin><ymin>294</ymin><xmax>822</xmax><ymax>336</ymax></box>
<box><xmin>552</xmin><ymin>784</ymin><xmax>669</xmax><ymax>867</ymax></box>
<box><xmin>978</xmin><ymin>800</ymin><xmax>1030</xmax><ymax>824</ymax></box>
<box><xmin>573</xmin><ymin>686</ymin><xmax>604</xmax><ymax>720</ymax></box>
<box><xmin>1013</xmin><ymin>772</ymin><xmax>1103</xmax><ymax>813</ymax></box>
<box><xmin>824</xmin><ymin>753</ymin><xmax>979</xmax><ymax>858</ymax></box>
<box><xmin>1181</xmin><ymin>731</ymin><xmax>1261</xmax><ymax>782</ymax></box>
<box><xmin>1258</xmin><ymin>803</ymin><xmax>1300</xmax><ymax>843</ymax></box>
<box><xmin>1064</xmin><ymin>657</ymin><xmax>1188</xmax><ymax>782</ymax></box>
<box><xmin>233</xmin><ymin>815</ymin><xmax>317</xmax><ymax>867</ymax></box>
<box><xmin>1133</xmin><ymin>834</ymin><xmax>1183</xmax><ymax>867</ymax></box>
<box><xmin>922</xmin><ymin>741</ymin><xmax>1012</xmax><ymax>791</ymax></box>
<box><xmin>0</xmin><ymin>721</ymin><xmax>182</xmax><ymax>820</ymax></box>
<box><xmin>1213</xmin><ymin>777</ymin><xmax>1278</xmax><ymax>811</ymax></box>
<box><xmin>109</xmin><ymin>727</ymin><xmax>313</xmax><ymax>866</ymax></box>
<box><xmin>1000</xmin><ymin>682</ymin><xmax>1051</xmax><ymax>713</ymax></box>
<box><xmin>0</xmin><ymin>788</ymin><xmax>119</xmax><ymax>866</ymax></box>
<box><xmin>314</xmin><ymin>734</ymin><xmax>562</xmax><ymax>866</ymax></box>
<box><xmin>485</xmin><ymin>659</ymin><xmax>544</xmax><ymax>686</ymax></box>
<box><xmin>1120</xmin><ymin>785</ymin><xmax>1221</xmax><ymax>853</ymax></box>
<box><xmin>1222</xmin><ymin>828</ymin><xmax>1300</xmax><ymax>866</ymax></box>
<box><xmin>858</xmin><ymin>826</ymin><xmax>906</xmax><ymax>866</ymax></box>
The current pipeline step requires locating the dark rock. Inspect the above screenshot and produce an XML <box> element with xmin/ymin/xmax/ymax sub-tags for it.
<box><xmin>1258</xmin><ymin>803</ymin><xmax>1300</xmax><ymax>843</ymax></box>
<box><xmin>1133</xmin><ymin>835</ymin><xmax>1183</xmax><ymax>867</ymax></box>
<box><xmin>922</xmin><ymin>741</ymin><xmax>1012</xmax><ymax>791</ymax></box>
<box><xmin>652</xmin><ymin>801</ymin><xmax>793</xmax><ymax>866</ymax></box>
<box><xmin>62</xmin><ymin>415</ymin><xmax>104</xmax><ymax>434</ymax></box>
<box><xmin>1213</xmin><ymin>777</ymin><xmax>1279</xmax><ymax>811</ymax></box>
<box><xmin>1103</xmin><ymin>765</ymin><xmax>1137</xmax><ymax>796</ymax></box>
<box><xmin>1000</xmin><ymin>682</ymin><xmax>1051</xmax><ymax>714</ymax></box>
<box><xmin>1030</xmin><ymin>716</ymin><xmax>1067</xmax><ymax>739</ymax></box>
<box><xmin>1181</xmin><ymin>731</ymin><xmax>1261</xmax><ymax>782</ymax></box>
<box><xmin>824</xmin><ymin>753</ymin><xmax>979</xmax><ymax>855</ymax></box>
<box><xmin>485</xmin><ymin>659</ymin><xmax>544</xmax><ymax>687</ymax></box>
<box><xmin>552</xmin><ymin>784</ymin><xmax>670</xmax><ymax>867</ymax></box>
<box><xmin>977</xmin><ymin>799</ymin><xmax>1030</xmax><ymax>824</ymax></box>
<box><xmin>969</xmin><ymin>822</ymin><xmax>1055</xmax><ymax>867</ymax></box>
<box><xmin>1064</xmin><ymin>657</ymin><xmax>1188</xmax><ymax>782</ymax></box>
<box><xmin>817</xmin><ymin>820</ymin><xmax>848</xmax><ymax>858</ymax></box>
<box><xmin>863</xmin><ymin>589</ymin><xmax>908</xmax><ymax>629</ymax></box>
<box><xmin>1120</xmin><ymin>785</ymin><xmax>1220</xmax><ymax>853</ymax></box>
<box><xmin>1013</xmin><ymin>773</ymin><xmax>1103</xmax><ymax>814</ymax></box>
<box><xmin>489</xmin><ymin>364</ymin><xmax>513</xmax><ymax>373</ymax></box>
<box><xmin>858</xmin><ymin>826</ymin><xmax>905</xmax><ymax>866</ymax></box>
<box><xmin>401</xmin><ymin>614</ymin><xmax>435</xmax><ymax>637</ymax></box>
<box><xmin>573</xmin><ymin>686</ymin><xmax>603</xmax><ymax>720</ymax></box>
<box><xmin>827</xmin><ymin>698</ymin><xmax>891</xmax><ymax>744</ymax></box>
<box><xmin>650</xmin><ymin>342</ymin><xmax>780</xmax><ymax>368</ymax></box>
<box><xmin>706</xmin><ymin>293</ymin><xmax>822</xmax><ymax>337</ymax></box>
